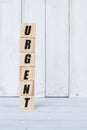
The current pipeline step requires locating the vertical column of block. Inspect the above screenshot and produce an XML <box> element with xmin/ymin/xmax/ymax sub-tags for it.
<box><xmin>19</xmin><ymin>23</ymin><xmax>36</xmax><ymax>110</ymax></box>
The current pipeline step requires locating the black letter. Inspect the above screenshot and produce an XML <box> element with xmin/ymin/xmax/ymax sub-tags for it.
<box><xmin>25</xmin><ymin>40</ymin><xmax>31</xmax><ymax>49</ymax></box>
<box><xmin>25</xmin><ymin>26</ymin><xmax>31</xmax><ymax>35</ymax></box>
<box><xmin>23</xmin><ymin>84</ymin><xmax>30</xmax><ymax>94</ymax></box>
<box><xmin>24</xmin><ymin>54</ymin><xmax>31</xmax><ymax>64</ymax></box>
<box><xmin>24</xmin><ymin>70</ymin><xmax>29</xmax><ymax>80</ymax></box>
<box><xmin>25</xmin><ymin>98</ymin><xmax>30</xmax><ymax>107</ymax></box>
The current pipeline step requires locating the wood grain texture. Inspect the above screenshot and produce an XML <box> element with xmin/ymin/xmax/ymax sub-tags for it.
<box><xmin>20</xmin><ymin>96</ymin><xmax>34</xmax><ymax>110</ymax></box>
<box><xmin>0</xmin><ymin>0</ymin><xmax>45</xmax><ymax>97</ymax></box>
<box><xmin>22</xmin><ymin>0</ymin><xmax>45</xmax><ymax>97</ymax></box>
<box><xmin>20</xmin><ymin>53</ymin><xmax>35</xmax><ymax>66</ymax></box>
<box><xmin>20</xmin><ymin>38</ymin><xmax>35</xmax><ymax>52</ymax></box>
<box><xmin>46</xmin><ymin>0</ymin><xmax>69</xmax><ymax>96</ymax></box>
<box><xmin>0</xmin><ymin>98</ymin><xmax>87</xmax><ymax>130</ymax></box>
<box><xmin>19</xmin><ymin>81</ymin><xmax>34</xmax><ymax>96</ymax></box>
<box><xmin>0</xmin><ymin>0</ymin><xmax>21</xmax><ymax>96</ymax></box>
<box><xmin>20</xmin><ymin>67</ymin><xmax>34</xmax><ymax>81</ymax></box>
<box><xmin>1</xmin><ymin>0</ymin><xmax>87</xmax><ymax>98</ymax></box>
<box><xmin>21</xmin><ymin>23</ymin><xmax>36</xmax><ymax>38</ymax></box>
<box><xmin>70</xmin><ymin>0</ymin><xmax>87</xmax><ymax>97</ymax></box>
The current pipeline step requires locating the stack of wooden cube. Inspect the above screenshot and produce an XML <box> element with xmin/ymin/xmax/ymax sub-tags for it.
<box><xmin>19</xmin><ymin>23</ymin><xmax>36</xmax><ymax>110</ymax></box>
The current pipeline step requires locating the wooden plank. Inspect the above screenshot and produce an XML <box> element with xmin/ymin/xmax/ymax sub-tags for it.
<box><xmin>46</xmin><ymin>0</ymin><xmax>69</xmax><ymax>96</ymax></box>
<box><xmin>70</xmin><ymin>0</ymin><xmax>87</xmax><ymax>97</ymax></box>
<box><xmin>0</xmin><ymin>98</ymin><xmax>87</xmax><ymax>107</ymax></box>
<box><xmin>22</xmin><ymin>0</ymin><xmax>45</xmax><ymax>97</ymax></box>
<box><xmin>20</xmin><ymin>96</ymin><xmax>34</xmax><ymax>110</ymax></box>
<box><xmin>20</xmin><ymin>53</ymin><xmax>35</xmax><ymax>66</ymax></box>
<box><xmin>0</xmin><ymin>128</ymin><xmax>24</xmax><ymax>130</ymax></box>
<box><xmin>0</xmin><ymin>120</ymin><xmax>87</xmax><ymax>130</ymax></box>
<box><xmin>26</xmin><ymin>128</ymin><xmax>87</xmax><ymax>130</ymax></box>
<box><xmin>0</xmin><ymin>98</ymin><xmax>87</xmax><ymax>122</ymax></box>
<box><xmin>0</xmin><ymin>0</ymin><xmax>21</xmax><ymax>96</ymax></box>
<box><xmin>20</xmin><ymin>38</ymin><xmax>35</xmax><ymax>52</ymax></box>
<box><xmin>0</xmin><ymin>121</ymin><xmax>87</xmax><ymax>130</ymax></box>
<box><xmin>19</xmin><ymin>81</ymin><xmax>34</xmax><ymax>96</ymax></box>
<box><xmin>1</xmin><ymin>120</ymin><xmax>87</xmax><ymax>130</ymax></box>
<box><xmin>20</xmin><ymin>66</ymin><xmax>34</xmax><ymax>80</ymax></box>
<box><xmin>21</xmin><ymin>23</ymin><xmax>36</xmax><ymax>38</ymax></box>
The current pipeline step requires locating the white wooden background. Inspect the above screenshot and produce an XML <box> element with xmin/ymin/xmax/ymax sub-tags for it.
<box><xmin>46</xmin><ymin>0</ymin><xmax>69</xmax><ymax>97</ymax></box>
<box><xmin>0</xmin><ymin>0</ymin><xmax>87</xmax><ymax>97</ymax></box>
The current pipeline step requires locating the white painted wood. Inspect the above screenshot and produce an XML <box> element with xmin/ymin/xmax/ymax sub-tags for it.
<box><xmin>0</xmin><ymin>98</ymin><xmax>87</xmax><ymax>130</ymax></box>
<box><xmin>70</xmin><ymin>0</ymin><xmax>87</xmax><ymax>97</ymax></box>
<box><xmin>0</xmin><ymin>0</ymin><xmax>21</xmax><ymax>96</ymax></box>
<box><xmin>46</xmin><ymin>0</ymin><xmax>69</xmax><ymax>96</ymax></box>
<box><xmin>0</xmin><ymin>0</ymin><xmax>87</xmax><ymax>98</ymax></box>
<box><xmin>22</xmin><ymin>0</ymin><xmax>45</xmax><ymax>97</ymax></box>
<box><xmin>0</xmin><ymin>128</ymin><xmax>24</xmax><ymax>130</ymax></box>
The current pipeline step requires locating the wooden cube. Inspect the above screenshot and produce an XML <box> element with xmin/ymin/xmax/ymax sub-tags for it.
<box><xmin>20</xmin><ymin>96</ymin><xmax>34</xmax><ymax>110</ymax></box>
<box><xmin>20</xmin><ymin>23</ymin><xmax>36</xmax><ymax>38</ymax></box>
<box><xmin>19</xmin><ymin>81</ymin><xmax>34</xmax><ymax>96</ymax></box>
<box><xmin>20</xmin><ymin>38</ymin><xmax>35</xmax><ymax>52</ymax></box>
<box><xmin>20</xmin><ymin>53</ymin><xmax>35</xmax><ymax>66</ymax></box>
<box><xmin>20</xmin><ymin>52</ymin><xmax>35</xmax><ymax>66</ymax></box>
<box><xmin>20</xmin><ymin>67</ymin><xmax>34</xmax><ymax>81</ymax></box>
